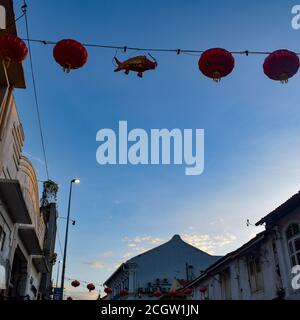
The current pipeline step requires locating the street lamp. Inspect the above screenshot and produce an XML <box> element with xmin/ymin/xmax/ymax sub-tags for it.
<box><xmin>60</xmin><ymin>178</ymin><xmax>80</xmax><ymax>298</ymax></box>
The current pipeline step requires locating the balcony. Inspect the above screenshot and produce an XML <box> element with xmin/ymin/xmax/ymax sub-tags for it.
<box><xmin>32</xmin><ymin>256</ymin><xmax>49</xmax><ymax>273</ymax></box>
<box><xmin>18</xmin><ymin>225</ymin><xmax>42</xmax><ymax>256</ymax></box>
<box><xmin>0</xmin><ymin>179</ymin><xmax>31</xmax><ymax>224</ymax></box>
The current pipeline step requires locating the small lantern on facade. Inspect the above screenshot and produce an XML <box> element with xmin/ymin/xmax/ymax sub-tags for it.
<box><xmin>153</xmin><ymin>290</ymin><xmax>162</xmax><ymax>298</ymax></box>
<box><xmin>71</xmin><ymin>280</ymin><xmax>80</xmax><ymax>288</ymax></box>
<box><xmin>200</xmin><ymin>287</ymin><xmax>208</xmax><ymax>293</ymax></box>
<box><xmin>184</xmin><ymin>288</ymin><xmax>193</xmax><ymax>296</ymax></box>
<box><xmin>87</xmin><ymin>283</ymin><xmax>95</xmax><ymax>292</ymax></box>
<box><xmin>168</xmin><ymin>290</ymin><xmax>177</xmax><ymax>299</ymax></box>
<box><xmin>120</xmin><ymin>289</ymin><xmax>129</xmax><ymax>297</ymax></box>
<box><xmin>104</xmin><ymin>287</ymin><xmax>113</xmax><ymax>295</ymax></box>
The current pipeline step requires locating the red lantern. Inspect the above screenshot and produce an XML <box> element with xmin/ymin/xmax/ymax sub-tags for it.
<box><xmin>263</xmin><ymin>49</ymin><xmax>299</xmax><ymax>83</ymax></box>
<box><xmin>184</xmin><ymin>288</ymin><xmax>193</xmax><ymax>296</ymax></box>
<box><xmin>53</xmin><ymin>39</ymin><xmax>88</xmax><ymax>73</ymax></box>
<box><xmin>87</xmin><ymin>283</ymin><xmax>95</xmax><ymax>292</ymax></box>
<box><xmin>153</xmin><ymin>291</ymin><xmax>162</xmax><ymax>298</ymax></box>
<box><xmin>67</xmin><ymin>296</ymin><xmax>73</xmax><ymax>301</ymax></box>
<box><xmin>199</xmin><ymin>48</ymin><xmax>235</xmax><ymax>82</ymax></box>
<box><xmin>71</xmin><ymin>280</ymin><xmax>80</xmax><ymax>288</ymax></box>
<box><xmin>104</xmin><ymin>287</ymin><xmax>113</xmax><ymax>295</ymax></box>
<box><xmin>120</xmin><ymin>289</ymin><xmax>129</xmax><ymax>297</ymax></box>
<box><xmin>168</xmin><ymin>290</ymin><xmax>177</xmax><ymax>298</ymax></box>
<box><xmin>0</xmin><ymin>34</ymin><xmax>28</xmax><ymax>68</ymax></box>
<box><xmin>200</xmin><ymin>287</ymin><xmax>207</xmax><ymax>293</ymax></box>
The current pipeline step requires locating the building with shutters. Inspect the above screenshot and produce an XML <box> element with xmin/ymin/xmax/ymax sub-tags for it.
<box><xmin>182</xmin><ymin>192</ymin><xmax>300</xmax><ymax>300</ymax></box>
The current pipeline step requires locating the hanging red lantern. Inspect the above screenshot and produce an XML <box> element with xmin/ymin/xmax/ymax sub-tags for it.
<box><xmin>71</xmin><ymin>280</ymin><xmax>80</xmax><ymax>288</ymax></box>
<box><xmin>67</xmin><ymin>296</ymin><xmax>73</xmax><ymax>301</ymax></box>
<box><xmin>0</xmin><ymin>34</ymin><xmax>28</xmax><ymax>68</ymax></box>
<box><xmin>87</xmin><ymin>283</ymin><xmax>95</xmax><ymax>292</ymax></box>
<box><xmin>168</xmin><ymin>290</ymin><xmax>177</xmax><ymax>298</ymax></box>
<box><xmin>120</xmin><ymin>289</ymin><xmax>129</xmax><ymax>297</ymax></box>
<box><xmin>104</xmin><ymin>287</ymin><xmax>113</xmax><ymax>295</ymax></box>
<box><xmin>200</xmin><ymin>287</ymin><xmax>207</xmax><ymax>293</ymax></box>
<box><xmin>53</xmin><ymin>39</ymin><xmax>88</xmax><ymax>73</ymax></box>
<box><xmin>263</xmin><ymin>49</ymin><xmax>299</xmax><ymax>83</ymax></box>
<box><xmin>184</xmin><ymin>288</ymin><xmax>193</xmax><ymax>296</ymax></box>
<box><xmin>198</xmin><ymin>48</ymin><xmax>235</xmax><ymax>82</ymax></box>
<box><xmin>153</xmin><ymin>290</ymin><xmax>162</xmax><ymax>298</ymax></box>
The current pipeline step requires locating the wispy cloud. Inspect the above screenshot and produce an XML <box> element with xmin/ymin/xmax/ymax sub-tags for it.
<box><xmin>209</xmin><ymin>218</ymin><xmax>225</xmax><ymax>226</ymax></box>
<box><xmin>84</xmin><ymin>261</ymin><xmax>104</xmax><ymax>270</ymax></box>
<box><xmin>123</xmin><ymin>252</ymin><xmax>133</xmax><ymax>259</ymax></box>
<box><xmin>123</xmin><ymin>236</ymin><xmax>163</xmax><ymax>245</ymax></box>
<box><xmin>23</xmin><ymin>152</ymin><xmax>45</xmax><ymax>166</ymax></box>
<box><xmin>120</xmin><ymin>233</ymin><xmax>236</xmax><ymax>259</ymax></box>
<box><xmin>64</xmin><ymin>285</ymin><xmax>99</xmax><ymax>301</ymax></box>
<box><xmin>102</xmin><ymin>251</ymin><xmax>113</xmax><ymax>257</ymax></box>
<box><xmin>121</xmin><ymin>235</ymin><xmax>164</xmax><ymax>260</ymax></box>
<box><xmin>182</xmin><ymin>233</ymin><xmax>237</xmax><ymax>255</ymax></box>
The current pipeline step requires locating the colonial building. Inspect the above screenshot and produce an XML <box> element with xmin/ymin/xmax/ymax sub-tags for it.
<box><xmin>103</xmin><ymin>235</ymin><xmax>220</xmax><ymax>300</ymax></box>
<box><xmin>183</xmin><ymin>192</ymin><xmax>300</xmax><ymax>300</ymax></box>
<box><xmin>0</xmin><ymin>0</ymin><xmax>57</xmax><ymax>300</ymax></box>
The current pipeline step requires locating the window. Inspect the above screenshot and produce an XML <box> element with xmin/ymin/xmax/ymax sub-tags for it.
<box><xmin>286</xmin><ymin>222</ymin><xmax>300</xmax><ymax>267</ymax></box>
<box><xmin>0</xmin><ymin>225</ymin><xmax>6</xmax><ymax>252</ymax></box>
<box><xmin>220</xmin><ymin>268</ymin><xmax>231</xmax><ymax>300</ymax></box>
<box><xmin>247</xmin><ymin>255</ymin><xmax>264</xmax><ymax>293</ymax></box>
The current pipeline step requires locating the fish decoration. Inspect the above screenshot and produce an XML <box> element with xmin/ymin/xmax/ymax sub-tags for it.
<box><xmin>114</xmin><ymin>54</ymin><xmax>158</xmax><ymax>78</ymax></box>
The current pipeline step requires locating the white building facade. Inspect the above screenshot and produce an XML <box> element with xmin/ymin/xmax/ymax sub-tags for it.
<box><xmin>0</xmin><ymin>90</ymin><xmax>52</xmax><ymax>299</ymax></box>
<box><xmin>0</xmin><ymin>0</ymin><xmax>57</xmax><ymax>299</ymax></box>
<box><xmin>184</xmin><ymin>192</ymin><xmax>300</xmax><ymax>300</ymax></box>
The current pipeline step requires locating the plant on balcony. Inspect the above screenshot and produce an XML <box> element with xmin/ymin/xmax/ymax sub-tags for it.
<box><xmin>49</xmin><ymin>253</ymin><xmax>57</xmax><ymax>266</ymax></box>
<box><xmin>40</xmin><ymin>180</ymin><xmax>59</xmax><ymax>208</ymax></box>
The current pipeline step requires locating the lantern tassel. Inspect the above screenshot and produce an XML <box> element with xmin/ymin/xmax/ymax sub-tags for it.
<box><xmin>63</xmin><ymin>63</ymin><xmax>72</xmax><ymax>73</ymax></box>
<box><xmin>212</xmin><ymin>71</ymin><xmax>222</xmax><ymax>82</ymax></box>
<box><xmin>2</xmin><ymin>57</ymin><xmax>11</xmax><ymax>69</ymax></box>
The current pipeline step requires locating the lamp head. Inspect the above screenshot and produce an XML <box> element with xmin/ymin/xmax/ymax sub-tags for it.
<box><xmin>72</xmin><ymin>179</ymin><xmax>80</xmax><ymax>184</ymax></box>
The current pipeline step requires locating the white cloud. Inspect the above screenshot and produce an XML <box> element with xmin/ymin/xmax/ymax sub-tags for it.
<box><xmin>123</xmin><ymin>252</ymin><xmax>133</xmax><ymax>259</ymax></box>
<box><xmin>23</xmin><ymin>152</ymin><xmax>45</xmax><ymax>166</ymax></box>
<box><xmin>64</xmin><ymin>286</ymin><xmax>99</xmax><ymax>301</ymax></box>
<box><xmin>84</xmin><ymin>261</ymin><xmax>104</xmax><ymax>270</ymax></box>
<box><xmin>121</xmin><ymin>236</ymin><xmax>164</xmax><ymax>261</ymax></box>
<box><xmin>123</xmin><ymin>236</ymin><xmax>163</xmax><ymax>246</ymax></box>
<box><xmin>209</xmin><ymin>218</ymin><xmax>225</xmax><ymax>226</ymax></box>
<box><xmin>182</xmin><ymin>233</ymin><xmax>237</xmax><ymax>255</ymax></box>
<box><xmin>102</xmin><ymin>251</ymin><xmax>113</xmax><ymax>257</ymax></box>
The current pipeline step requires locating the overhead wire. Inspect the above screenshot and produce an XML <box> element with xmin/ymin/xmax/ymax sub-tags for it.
<box><xmin>22</xmin><ymin>1</ymin><xmax>50</xmax><ymax>180</ymax></box>
<box><xmin>20</xmin><ymin>38</ymin><xmax>293</xmax><ymax>56</ymax></box>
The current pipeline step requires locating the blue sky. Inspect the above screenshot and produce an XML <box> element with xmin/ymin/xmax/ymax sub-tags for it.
<box><xmin>12</xmin><ymin>0</ymin><xmax>300</xmax><ymax>299</ymax></box>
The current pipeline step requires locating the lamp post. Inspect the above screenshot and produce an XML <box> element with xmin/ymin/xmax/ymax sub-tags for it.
<box><xmin>56</xmin><ymin>260</ymin><xmax>61</xmax><ymax>288</ymax></box>
<box><xmin>60</xmin><ymin>178</ymin><xmax>80</xmax><ymax>298</ymax></box>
